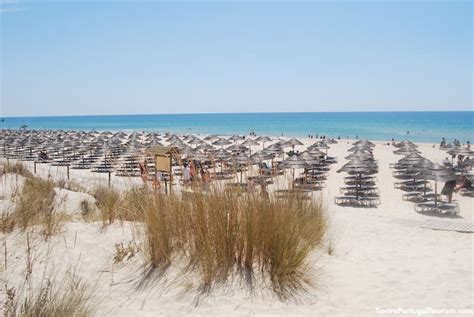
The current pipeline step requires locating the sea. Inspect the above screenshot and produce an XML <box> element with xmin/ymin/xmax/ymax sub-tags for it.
<box><xmin>1</xmin><ymin>112</ymin><xmax>473</xmax><ymax>143</ymax></box>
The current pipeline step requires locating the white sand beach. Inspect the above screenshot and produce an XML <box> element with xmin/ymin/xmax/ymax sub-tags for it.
<box><xmin>0</xmin><ymin>136</ymin><xmax>473</xmax><ymax>316</ymax></box>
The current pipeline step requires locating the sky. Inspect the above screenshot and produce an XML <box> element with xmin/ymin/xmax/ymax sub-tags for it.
<box><xmin>0</xmin><ymin>0</ymin><xmax>472</xmax><ymax>117</ymax></box>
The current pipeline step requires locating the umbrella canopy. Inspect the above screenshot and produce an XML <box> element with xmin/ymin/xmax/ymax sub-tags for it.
<box><xmin>263</xmin><ymin>144</ymin><xmax>283</xmax><ymax>155</ymax></box>
<box><xmin>229</xmin><ymin>135</ymin><xmax>245</xmax><ymax>142</ymax></box>
<box><xmin>353</xmin><ymin>140</ymin><xmax>375</xmax><ymax>147</ymax></box>
<box><xmin>255</xmin><ymin>136</ymin><xmax>272</xmax><ymax>142</ymax></box>
<box><xmin>286</xmin><ymin>138</ymin><xmax>304</xmax><ymax>147</ymax></box>
<box><xmin>226</xmin><ymin>143</ymin><xmax>249</xmax><ymax>152</ymax></box>
<box><xmin>212</xmin><ymin>148</ymin><xmax>231</xmax><ymax>160</ymax></box>
<box><xmin>232</xmin><ymin>153</ymin><xmax>255</xmax><ymax>165</ymax></box>
<box><xmin>393</xmin><ymin>146</ymin><xmax>421</xmax><ymax>155</ymax></box>
<box><xmin>281</xmin><ymin>155</ymin><xmax>309</xmax><ymax>169</ymax></box>
<box><xmin>447</xmin><ymin>146</ymin><xmax>474</xmax><ymax>157</ymax></box>
<box><xmin>299</xmin><ymin>152</ymin><xmax>319</xmax><ymax>165</ymax></box>
<box><xmin>423</xmin><ymin>164</ymin><xmax>456</xmax><ymax>182</ymax></box>
<box><xmin>394</xmin><ymin>140</ymin><xmax>418</xmax><ymax>148</ymax></box>
<box><xmin>190</xmin><ymin>150</ymin><xmax>209</xmax><ymax>162</ymax></box>
<box><xmin>345</xmin><ymin>150</ymin><xmax>373</xmax><ymax>160</ymax></box>
<box><xmin>242</xmin><ymin>139</ymin><xmax>259</xmax><ymax>147</ymax></box>
<box><xmin>212</xmin><ymin>138</ymin><xmax>232</xmax><ymax>147</ymax></box>
<box><xmin>251</xmin><ymin>151</ymin><xmax>273</xmax><ymax>161</ymax></box>
<box><xmin>305</xmin><ymin>148</ymin><xmax>326</xmax><ymax>157</ymax></box>
<box><xmin>188</xmin><ymin>138</ymin><xmax>204</xmax><ymax>146</ymax></box>
<box><xmin>204</xmin><ymin>134</ymin><xmax>219</xmax><ymax>141</ymax></box>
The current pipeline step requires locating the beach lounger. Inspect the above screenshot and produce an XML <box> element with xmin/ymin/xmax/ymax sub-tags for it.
<box><xmin>402</xmin><ymin>191</ymin><xmax>440</xmax><ymax>202</ymax></box>
<box><xmin>334</xmin><ymin>195</ymin><xmax>380</xmax><ymax>207</ymax></box>
<box><xmin>339</xmin><ymin>186</ymin><xmax>379</xmax><ymax>196</ymax></box>
<box><xmin>414</xmin><ymin>201</ymin><xmax>460</xmax><ymax>215</ymax></box>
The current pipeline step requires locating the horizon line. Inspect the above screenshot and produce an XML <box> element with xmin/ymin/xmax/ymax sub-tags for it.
<box><xmin>3</xmin><ymin>109</ymin><xmax>473</xmax><ymax>119</ymax></box>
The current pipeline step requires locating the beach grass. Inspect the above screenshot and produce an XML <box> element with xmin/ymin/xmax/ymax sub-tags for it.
<box><xmin>120</xmin><ymin>188</ymin><xmax>327</xmax><ymax>299</ymax></box>
<box><xmin>1</xmin><ymin>175</ymin><xmax>66</xmax><ymax>238</ymax></box>
<box><xmin>4</xmin><ymin>272</ymin><xmax>94</xmax><ymax>317</ymax></box>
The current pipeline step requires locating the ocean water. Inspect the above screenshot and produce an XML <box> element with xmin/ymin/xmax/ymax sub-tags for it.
<box><xmin>1</xmin><ymin>112</ymin><xmax>473</xmax><ymax>143</ymax></box>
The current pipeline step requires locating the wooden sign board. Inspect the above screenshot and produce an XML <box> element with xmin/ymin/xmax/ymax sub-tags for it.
<box><xmin>155</xmin><ymin>154</ymin><xmax>171</xmax><ymax>173</ymax></box>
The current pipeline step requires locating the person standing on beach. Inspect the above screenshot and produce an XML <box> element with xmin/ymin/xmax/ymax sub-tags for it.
<box><xmin>200</xmin><ymin>168</ymin><xmax>210</xmax><ymax>191</ymax></box>
<box><xmin>153</xmin><ymin>170</ymin><xmax>161</xmax><ymax>191</ymax></box>
<box><xmin>441</xmin><ymin>179</ymin><xmax>456</xmax><ymax>203</ymax></box>
<box><xmin>138</xmin><ymin>160</ymin><xmax>148</xmax><ymax>184</ymax></box>
<box><xmin>182</xmin><ymin>163</ymin><xmax>191</xmax><ymax>185</ymax></box>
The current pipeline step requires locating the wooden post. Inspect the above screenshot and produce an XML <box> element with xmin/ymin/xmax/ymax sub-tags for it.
<box><xmin>67</xmin><ymin>165</ymin><xmax>70</xmax><ymax>180</ymax></box>
<box><xmin>108</xmin><ymin>171</ymin><xmax>111</xmax><ymax>188</ymax></box>
<box><xmin>164</xmin><ymin>178</ymin><xmax>168</xmax><ymax>195</ymax></box>
<box><xmin>34</xmin><ymin>161</ymin><xmax>37</xmax><ymax>174</ymax></box>
<box><xmin>169</xmin><ymin>155</ymin><xmax>173</xmax><ymax>195</ymax></box>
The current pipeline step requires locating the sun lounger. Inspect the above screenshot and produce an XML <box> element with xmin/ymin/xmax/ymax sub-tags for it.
<box><xmin>339</xmin><ymin>186</ymin><xmax>379</xmax><ymax>196</ymax></box>
<box><xmin>334</xmin><ymin>195</ymin><xmax>380</xmax><ymax>207</ymax></box>
<box><xmin>414</xmin><ymin>201</ymin><xmax>460</xmax><ymax>215</ymax></box>
<box><xmin>394</xmin><ymin>180</ymin><xmax>427</xmax><ymax>189</ymax></box>
<box><xmin>402</xmin><ymin>191</ymin><xmax>440</xmax><ymax>202</ymax></box>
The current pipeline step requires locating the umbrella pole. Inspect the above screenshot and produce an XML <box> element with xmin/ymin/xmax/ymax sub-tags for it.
<box><xmin>434</xmin><ymin>180</ymin><xmax>438</xmax><ymax>207</ymax></box>
<box><xmin>292</xmin><ymin>168</ymin><xmax>295</xmax><ymax>190</ymax></box>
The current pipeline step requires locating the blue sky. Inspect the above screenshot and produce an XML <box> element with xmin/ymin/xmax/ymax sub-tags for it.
<box><xmin>1</xmin><ymin>1</ymin><xmax>472</xmax><ymax>117</ymax></box>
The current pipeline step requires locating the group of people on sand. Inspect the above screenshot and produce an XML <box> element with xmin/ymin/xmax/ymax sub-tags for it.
<box><xmin>440</xmin><ymin>153</ymin><xmax>472</xmax><ymax>203</ymax></box>
<box><xmin>182</xmin><ymin>160</ymin><xmax>210</xmax><ymax>190</ymax></box>
<box><xmin>307</xmin><ymin>134</ymin><xmax>328</xmax><ymax>139</ymax></box>
<box><xmin>138</xmin><ymin>160</ymin><xmax>162</xmax><ymax>190</ymax></box>
<box><xmin>440</xmin><ymin>137</ymin><xmax>468</xmax><ymax>148</ymax></box>
<box><xmin>442</xmin><ymin>175</ymin><xmax>472</xmax><ymax>203</ymax></box>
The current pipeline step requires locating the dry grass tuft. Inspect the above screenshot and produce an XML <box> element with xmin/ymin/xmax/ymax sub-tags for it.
<box><xmin>0</xmin><ymin>176</ymin><xmax>66</xmax><ymax>238</ymax></box>
<box><xmin>56</xmin><ymin>180</ymin><xmax>85</xmax><ymax>193</ymax></box>
<box><xmin>113</xmin><ymin>241</ymin><xmax>141</xmax><ymax>264</ymax></box>
<box><xmin>124</xmin><ymin>188</ymin><xmax>327</xmax><ymax>299</ymax></box>
<box><xmin>3</xmin><ymin>162</ymin><xmax>33</xmax><ymax>178</ymax></box>
<box><xmin>93</xmin><ymin>186</ymin><xmax>121</xmax><ymax>225</ymax></box>
<box><xmin>4</xmin><ymin>273</ymin><xmax>94</xmax><ymax>317</ymax></box>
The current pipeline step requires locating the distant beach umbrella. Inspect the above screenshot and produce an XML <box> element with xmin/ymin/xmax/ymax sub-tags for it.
<box><xmin>397</xmin><ymin>152</ymin><xmax>424</xmax><ymax>166</ymax></box>
<box><xmin>255</xmin><ymin>136</ymin><xmax>272</xmax><ymax>150</ymax></box>
<box><xmin>242</xmin><ymin>139</ymin><xmax>259</xmax><ymax>154</ymax></box>
<box><xmin>229</xmin><ymin>134</ymin><xmax>245</xmax><ymax>142</ymax></box>
<box><xmin>226</xmin><ymin>143</ymin><xmax>248</xmax><ymax>153</ymax></box>
<box><xmin>286</xmin><ymin>138</ymin><xmax>304</xmax><ymax>147</ymax></box>
<box><xmin>281</xmin><ymin>155</ymin><xmax>309</xmax><ymax>188</ymax></box>
<box><xmin>251</xmin><ymin>150</ymin><xmax>273</xmax><ymax>162</ymax></box>
<box><xmin>345</xmin><ymin>150</ymin><xmax>373</xmax><ymax>160</ymax></box>
<box><xmin>299</xmin><ymin>151</ymin><xmax>319</xmax><ymax>166</ymax></box>
<box><xmin>255</xmin><ymin>136</ymin><xmax>272</xmax><ymax>142</ymax></box>
<box><xmin>213</xmin><ymin>148</ymin><xmax>230</xmax><ymax>160</ymax></box>
<box><xmin>188</xmin><ymin>138</ymin><xmax>204</xmax><ymax>147</ymax></box>
<box><xmin>394</xmin><ymin>140</ymin><xmax>418</xmax><ymax>148</ymax></box>
<box><xmin>353</xmin><ymin>140</ymin><xmax>375</xmax><ymax>147</ymax></box>
<box><xmin>204</xmin><ymin>134</ymin><xmax>219</xmax><ymax>141</ymax></box>
<box><xmin>447</xmin><ymin>147</ymin><xmax>474</xmax><ymax>157</ymax></box>
<box><xmin>263</xmin><ymin>144</ymin><xmax>283</xmax><ymax>156</ymax></box>
<box><xmin>305</xmin><ymin>148</ymin><xmax>326</xmax><ymax>158</ymax></box>
<box><xmin>242</xmin><ymin>139</ymin><xmax>259</xmax><ymax>147</ymax></box>
<box><xmin>191</xmin><ymin>150</ymin><xmax>209</xmax><ymax>162</ymax></box>
<box><xmin>423</xmin><ymin>164</ymin><xmax>455</xmax><ymax>207</ymax></box>
<box><xmin>393</xmin><ymin>146</ymin><xmax>421</xmax><ymax>155</ymax></box>
<box><xmin>232</xmin><ymin>152</ymin><xmax>255</xmax><ymax>183</ymax></box>
<box><xmin>212</xmin><ymin>138</ymin><xmax>232</xmax><ymax>148</ymax></box>
<box><xmin>196</xmin><ymin>142</ymin><xmax>213</xmax><ymax>151</ymax></box>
